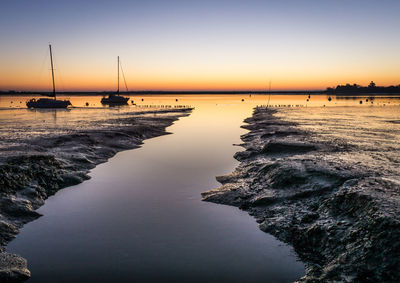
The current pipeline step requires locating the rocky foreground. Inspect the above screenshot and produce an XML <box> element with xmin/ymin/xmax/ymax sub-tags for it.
<box><xmin>0</xmin><ymin>108</ymin><xmax>192</xmax><ymax>282</ymax></box>
<box><xmin>202</xmin><ymin>107</ymin><xmax>400</xmax><ymax>282</ymax></box>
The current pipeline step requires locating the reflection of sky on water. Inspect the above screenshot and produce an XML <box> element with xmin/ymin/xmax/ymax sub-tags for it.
<box><xmin>1</xmin><ymin>94</ymin><xmax>399</xmax><ymax>149</ymax></box>
<box><xmin>3</xmin><ymin>94</ymin><xmax>400</xmax><ymax>282</ymax></box>
<box><xmin>6</xmin><ymin>94</ymin><xmax>306</xmax><ymax>283</ymax></box>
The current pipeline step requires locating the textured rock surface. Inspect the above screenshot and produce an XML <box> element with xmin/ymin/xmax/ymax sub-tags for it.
<box><xmin>0</xmin><ymin>108</ymin><xmax>192</xmax><ymax>281</ymax></box>
<box><xmin>0</xmin><ymin>252</ymin><xmax>30</xmax><ymax>282</ymax></box>
<box><xmin>202</xmin><ymin>107</ymin><xmax>400</xmax><ymax>282</ymax></box>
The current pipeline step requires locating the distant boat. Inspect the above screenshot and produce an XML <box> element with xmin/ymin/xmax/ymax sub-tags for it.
<box><xmin>101</xmin><ymin>56</ymin><xmax>130</xmax><ymax>105</ymax></box>
<box><xmin>26</xmin><ymin>44</ymin><xmax>71</xmax><ymax>109</ymax></box>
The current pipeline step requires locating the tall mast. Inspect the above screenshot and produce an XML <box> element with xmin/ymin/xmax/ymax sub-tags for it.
<box><xmin>117</xmin><ymin>56</ymin><xmax>120</xmax><ymax>94</ymax></box>
<box><xmin>49</xmin><ymin>44</ymin><xmax>56</xmax><ymax>99</ymax></box>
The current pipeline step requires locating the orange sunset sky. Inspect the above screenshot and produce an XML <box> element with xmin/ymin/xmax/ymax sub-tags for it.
<box><xmin>1</xmin><ymin>0</ymin><xmax>399</xmax><ymax>91</ymax></box>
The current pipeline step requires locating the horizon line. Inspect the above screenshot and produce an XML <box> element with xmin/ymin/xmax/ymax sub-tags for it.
<box><xmin>0</xmin><ymin>89</ymin><xmax>326</xmax><ymax>94</ymax></box>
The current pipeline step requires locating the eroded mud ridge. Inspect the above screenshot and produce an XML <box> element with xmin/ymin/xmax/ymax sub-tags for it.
<box><xmin>0</xmin><ymin>108</ymin><xmax>191</xmax><ymax>282</ymax></box>
<box><xmin>202</xmin><ymin>107</ymin><xmax>400</xmax><ymax>282</ymax></box>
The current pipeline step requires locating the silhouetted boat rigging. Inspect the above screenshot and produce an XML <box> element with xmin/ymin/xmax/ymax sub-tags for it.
<box><xmin>26</xmin><ymin>44</ymin><xmax>71</xmax><ymax>109</ymax></box>
<box><xmin>101</xmin><ymin>56</ymin><xmax>130</xmax><ymax>105</ymax></box>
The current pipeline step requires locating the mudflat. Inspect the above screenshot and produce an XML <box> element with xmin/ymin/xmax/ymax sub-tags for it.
<box><xmin>203</xmin><ymin>106</ymin><xmax>400</xmax><ymax>282</ymax></box>
<box><xmin>0</xmin><ymin>107</ymin><xmax>192</xmax><ymax>281</ymax></box>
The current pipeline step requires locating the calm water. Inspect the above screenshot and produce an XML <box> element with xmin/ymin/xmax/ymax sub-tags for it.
<box><xmin>4</xmin><ymin>94</ymin><xmax>400</xmax><ymax>282</ymax></box>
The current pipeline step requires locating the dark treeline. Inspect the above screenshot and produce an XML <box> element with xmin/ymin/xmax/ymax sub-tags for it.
<box><xmin>327</xmin><ymin>81</ymin><xmax>400</xmax><ymax>94</ymax></box>
<box><xmin>3</xmin><ymin>82</ymin><xmax>400</xmax><ymax>95</ymax></box>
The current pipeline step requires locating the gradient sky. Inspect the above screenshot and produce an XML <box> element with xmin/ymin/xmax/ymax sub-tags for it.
<box><xmin>1</xmin><ymin>0</ymin><xmax>399</xmax><ymax>91</ymax></box>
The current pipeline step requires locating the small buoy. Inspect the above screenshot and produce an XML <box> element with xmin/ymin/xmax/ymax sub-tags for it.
<box><xmin>360</xmin><ymin>100</ymin><xmax>363</xmax><ymax>104</ymax></box>
<box><xmin>328</xmin><ymin>96</ymin><xmax>332</xmax><ymax>101</ymax></box>
<box><xmin>85</xmin><ymin>102</ymin><xmax>89</xmax><ymax>106</ymax></box>
<box><xmin>241</xmin><ymin>99</ymin><xmax>244</xmax><ymax>102</ymax></box>
<box><xmin>308</xmin><ymin>94</ymin><xmax>311</xmax><ymax>99</ymax></box>
<box><xmin>366</xmin><ymin>99</ymin><xmax>369</xmax><ymax>102</ymax></box>
<box><xmin>141</xmin><ymin>98</ymin><xmax>144</xmax><ymax>101</ymax></box>
<box><xmin>176</xmin><ymin>99</ymin><xmax>178</xmax><ymax>102</ymax></box>
<box><xmin>306</xmin><ymin>99</ymin><xmax>309</xmax><ymax>102</ymax></box>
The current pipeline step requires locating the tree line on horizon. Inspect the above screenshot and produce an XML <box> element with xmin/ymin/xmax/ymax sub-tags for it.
<box><xmin>2</xmin><ymin>81</ymin><xmax>400</xmax><ymax>94</ymax></box>
<box><xmin>326</xmin><ymin>81</ymin><xmax>400</xmax><ymax>94</ymax></box>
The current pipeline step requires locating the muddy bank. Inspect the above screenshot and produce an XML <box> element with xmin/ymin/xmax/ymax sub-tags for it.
<box><xmin>202</xmin><ymin>107</ymin><xmax>400</xmax><ymax>282</ymax></box>
<box><xmin>0</xmin><ymin>108</ymin><xmax>192</xmax><ymax>282</ymax></box>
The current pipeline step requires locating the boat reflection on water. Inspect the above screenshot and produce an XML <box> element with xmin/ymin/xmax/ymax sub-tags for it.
<box><xmin>101</xmin><ymin>94</ymin><xmax>129</xmax><ymax>105</ymax></box>
<box><xmin>27</xmin><ymin>98</ymin><xmax>71</xmax><ymax>108</ymax></box>
<box><xmin>101</xmin><ymin>56</ymin><xmax>130</xmax><ymax>105</ymax></box>
<box><xmin>26</xmin><ymin>44</ymin><xmax>72</xmax><ymax>109</ymax></box>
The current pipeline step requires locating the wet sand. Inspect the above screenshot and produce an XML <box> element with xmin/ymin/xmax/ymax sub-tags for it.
<box><xmin>203</xmin><ymin>106</ymin><xmax>400</xmax><ymax>282</ymax></box>
<box><xmin>2</xmin><ymin>94</ymin><xmax>399</xmax><ymax>282</ymax></box>
<box><xmin>5</xmin><ymin>96</ymin><xmax>305</xmax><ymax>283</ymax></box>
<box><xmin>0</xmin><ymin>107</ymin><xmax>192</xmax><ymax>281</ymax></box>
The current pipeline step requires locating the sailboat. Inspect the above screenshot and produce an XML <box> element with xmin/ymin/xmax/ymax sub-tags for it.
<box><xmin>26</xmin><ymin>44</ymin><xmax>71</xmax><ymax>109</ymax></box>
<box><xmin>101</xmin><ymin>56</ymin><xmax>130</xmax><ymax>105</ymax></box>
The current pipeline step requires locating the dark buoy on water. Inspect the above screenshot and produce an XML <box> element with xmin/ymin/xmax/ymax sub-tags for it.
<box><xmin>85</xmin><ymin>102</ymin><xmax>89</xmax><ymax>106</ymax></box>
<box><xmin>141</xmin><ymin>98</ymin><xmax>144</xmax><ymax>101</ymax></box>
<box><xmin>328</xmin><ymin>96</ymin><xmax>332</xmax><ymax>101</ymax></box>
<box><xmin>308</xmin><ymin>94</ymin><xmax>311</xmax><ymax>99</ymax></box>
<box><xmin>360</xmin><ymin>100</ymin><xmax>363</xmax><ymax>104</ymax></box>
<box><xmin>176</xmin><ymin>99</ymin><xmax>178</xmax><ymax>102</ymax></box>
<box><xmin>241</xmin><ymin>99</ymin><xmax>244</xmax><ymax>102</ymax></box>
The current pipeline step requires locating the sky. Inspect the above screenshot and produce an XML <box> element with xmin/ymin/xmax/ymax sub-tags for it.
<box><xmin>0</xmin><ymin>0</ymin><xmax>399</xmax><ymax>91</ymax></box>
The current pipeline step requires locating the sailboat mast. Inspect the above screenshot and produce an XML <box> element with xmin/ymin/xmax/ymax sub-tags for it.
<box><xmin>117</xmin><ymin>56</ymin><xmax>120</xmax><ymax>94</ymax></box>
<box><xmin>49</xmin><ymin>44</ymin><xmax>56</xmax><ymax>99</ymax></box>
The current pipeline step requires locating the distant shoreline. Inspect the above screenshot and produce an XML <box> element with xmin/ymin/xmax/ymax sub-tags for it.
<box><xmin>2</xmin><ymin>90</ymin><xmax>400</xmax><ymax>96</ymax></box>
<box><xmin>326</xmin><ymin>82</ymin><xmax>400</xmax><ymax>95</ymax></box>
<box><xmin>0</xmin><ymin>90</ymin><xmax>324</xmax><ymax>96</ymax></box>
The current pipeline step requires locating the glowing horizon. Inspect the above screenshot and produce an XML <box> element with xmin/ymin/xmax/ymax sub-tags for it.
<box><xmin>1</xmin><ymin>0</ymin><xmax>399</xmax><ymax>92</ymax></box>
